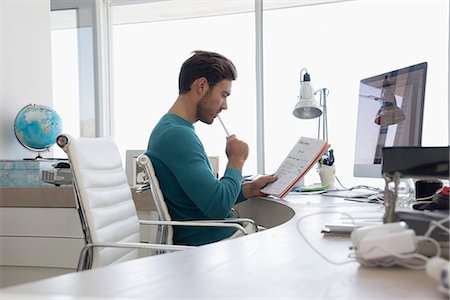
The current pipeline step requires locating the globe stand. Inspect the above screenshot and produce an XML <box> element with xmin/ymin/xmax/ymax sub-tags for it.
<box><xmin>20</xmin><ymin>148</ymin><xmax>51</xmax><ymax>160</ymax></box>
<box><xmin>23</xmin><ymin>152</ymin><xmax>45</xmax><ymax>160</ymax></box>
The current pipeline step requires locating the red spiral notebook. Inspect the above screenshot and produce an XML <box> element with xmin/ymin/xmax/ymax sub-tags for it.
<box><xmin>261</xmin><ymin>136</ymin><xmax>329</xmax><ymax>199</ymax></box>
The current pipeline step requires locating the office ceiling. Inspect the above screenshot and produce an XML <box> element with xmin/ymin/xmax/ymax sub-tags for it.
<box><xmin>111</xmin><ymin>0</ymin><xmax>355</xmax><ymax>25</ymax></box>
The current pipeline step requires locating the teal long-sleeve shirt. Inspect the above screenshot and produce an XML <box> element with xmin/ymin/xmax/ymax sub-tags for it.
<box><xmin>145</xmin><ymin>114</ymin><xmax>246</xmax><ymax>245</ymax></box>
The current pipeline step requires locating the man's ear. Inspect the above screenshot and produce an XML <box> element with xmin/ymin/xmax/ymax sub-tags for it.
<box><xmin>195</xmin><ymin>77</ymin><xmax>209</xmax><ymax>95</ymax></box>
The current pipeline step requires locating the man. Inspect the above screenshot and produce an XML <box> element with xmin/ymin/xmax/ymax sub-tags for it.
<box><xmin>146</xmin><ymin>50</ymin><xmax>277</xmax><ymax>246</ymax></box>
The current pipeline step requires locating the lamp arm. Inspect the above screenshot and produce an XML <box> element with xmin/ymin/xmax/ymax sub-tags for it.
<box><xmin>323</xmin><ymin>88</ymin><xmax>328</xmax><ymax>141</ymax></box>
<box><xmin>314</xmin><ymin>88</ymin><xmax>329</xmax><ymax>141</ymax></box>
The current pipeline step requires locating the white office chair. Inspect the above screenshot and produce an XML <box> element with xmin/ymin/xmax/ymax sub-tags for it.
<box><xmin>56</xmin><ymin>134</ymin><xmax>192</xmax><ymax>271</ymax></box>
<box><xmin>136</xmin><ymin>153</ymin><xmax>258</xmax><ymax>246</ymax></box>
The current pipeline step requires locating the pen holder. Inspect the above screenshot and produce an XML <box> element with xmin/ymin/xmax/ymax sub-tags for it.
<box><xmin>317</xmin><ymin>164</ymin><xmax>336</xmax><ymax>189</ymax></box>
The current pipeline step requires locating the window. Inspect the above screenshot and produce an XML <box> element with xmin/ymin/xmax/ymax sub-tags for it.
<box><xmin>111</xmin><ymin>2</ymin><xmax>256</xmax><ymax>175</ymax></box>
<box><xmin>51</xmin><ymin>9</ymin><xmax>80</xmax><ymax>136</ymax></box>
<box><xmin>110</xmin><ymin>0</ymin><xmax>448</xmax><ymax>187</ymax></box>
<box><xmin>51</xmin><ymin>1</ymin><xmax>98</xmax><ymax>157</ymax></box>
<box><xmin>263</xmin><ymin>1</ymin><xmax>448</xmax><ymax>187</ymax></box>
<box><xmin>54</xmin><ymin>0</ymin><xmax>448</xmax><ymax>187</ymax></box>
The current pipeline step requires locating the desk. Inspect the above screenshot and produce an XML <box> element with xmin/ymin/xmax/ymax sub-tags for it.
<box><xmin>0</xmin><ymin>194</ymin><xmax>444</xmax><ymax>299</ymax></box>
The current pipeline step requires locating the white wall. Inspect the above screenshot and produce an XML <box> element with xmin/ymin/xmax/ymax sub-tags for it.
<box><xmin>0</xmin><ymin>0</ymin><xmax>53</xmax><ymax>160</ymax></box>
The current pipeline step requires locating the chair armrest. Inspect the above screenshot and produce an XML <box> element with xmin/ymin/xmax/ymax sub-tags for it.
<box><xmin>139</xmin><ymin>219</ymin><xmax>248</xmax><ymax>234</ymax></box>
<box><xmin>136</xmin><ymin>183</ymin><xmax>151</xmax><ymax>194</ymax></box>
<box><xmin>78</xmin><ymin>241</ymin><xmax>192</xmax><ymax>271</ymax></box>
<box><xmin>203</xmin><ymin>218</ymin><xmax>255</xmax><ymax>225</ymax></box>
<box><xmin>186</xmin><ymin>218</ymin><xmax>259</xmax><ymax>232</ymax></box>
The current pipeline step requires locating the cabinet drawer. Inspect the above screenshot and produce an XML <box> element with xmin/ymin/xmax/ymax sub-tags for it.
<box><xmin>0</xmin><ymin>207</ymin><xmax>83</xmax><ymax>238</ymax></box>
<box><xmin>0</xmin><ymin>236</ymin><xmax>84</xmax><ymax>268</ymax></box>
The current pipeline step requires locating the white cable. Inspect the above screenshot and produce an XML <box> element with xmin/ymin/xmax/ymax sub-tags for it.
<box><xmin>409</xmin><ymin>200</ymin><xmax>434</xmax><ymax>206</ymax></box>
<box><xmin>412</xmin><ymin>195</ymin><xmax>434</xmax><ymax>202</ymax></box>
<box><xmin>296</xmin><ymin>210</ymin><xmax>447</xmax><ymax>271</ymax></box>
<box><xmin>355</xmin><ymin>245</ymin><xmax>425</xmax><ymax>261</ymax></box>
<box><xmin>411</xmin><ymin>186</ymin><xmax>443</xmax><ymax>202</ymax></box>
<box><xmin>355</xmin><ymin>243</ymin><xmax>430</xmax><ymax>269</ymax></box>
<box><xmin>296</xmin><ymin>211</ymin><xmax>357</xmax><ymax>266</ymax></box>
<box><xmin>397</xmin><ymin>261</ymin><xmax>429</xmax><ymax>270</ymax></box>
<box><xmin>416</xmin><ymin>236</ymin><xmax>442</xmax><ymax>258</ymax></box>
<box><xmin>424</xmin><ymin>216</ymin><xmax>450</xmax><ymax>238</ymax></box>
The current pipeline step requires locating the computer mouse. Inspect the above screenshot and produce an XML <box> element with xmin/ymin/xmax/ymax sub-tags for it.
<box><xmin>55</xmin><ymin>162</ymin><xmax>70</xmax><ymax>169</ymax></box>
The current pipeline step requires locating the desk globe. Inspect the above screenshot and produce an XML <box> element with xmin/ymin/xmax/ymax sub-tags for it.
<box><xmin>14</xmin><ymin>104</ymin><xmax>62</xmax><ymax>159</ymax></box>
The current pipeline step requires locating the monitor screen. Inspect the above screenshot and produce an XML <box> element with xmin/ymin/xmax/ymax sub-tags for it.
<box><xmin>353</xmin><ymin>62</ymin><xmax>427</xmax><ymax>178</ymax></box>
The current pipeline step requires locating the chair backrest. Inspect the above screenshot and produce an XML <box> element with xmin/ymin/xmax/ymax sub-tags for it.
<box><xmin>57</xmin><ymin>134</ymin><xmax>141</xmax><ymax>268</ymax></box>
<box><xmin>136</xmin><ymin>154</ymin><xmax>174</xmax><ymax>245</ymax></box>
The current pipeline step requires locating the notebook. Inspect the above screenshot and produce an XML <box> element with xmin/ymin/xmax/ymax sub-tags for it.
<box><xmin>261</xmin><ymin>136</ymin><xmax>329</xmax><ymax>199</ymax></box>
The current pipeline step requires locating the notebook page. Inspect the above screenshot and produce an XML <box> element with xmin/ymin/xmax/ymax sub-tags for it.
<box><xmin>261</xmin><ymin>137</ymin><xmax>328</xmax><ymax>198</ymax></box>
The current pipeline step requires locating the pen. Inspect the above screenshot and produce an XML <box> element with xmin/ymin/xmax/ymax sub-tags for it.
<box><xmin>217</xmin><ymin>115</ymin><xmax>230</xmax><ymax>137</ymax></box>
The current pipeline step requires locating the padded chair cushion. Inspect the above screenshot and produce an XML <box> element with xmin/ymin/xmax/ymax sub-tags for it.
<box><xmin>145</xmin><ymin>157</ymin><xmax>172</xmax><ymax>222</ymax></box>
<box><xmin>138</xmin><ymin>154</ymin><xmax>174</xmax><ymax>244</ymax></box>
<box><xmin>61</xmin><ymin>135</ymin><xmax>141</xmax><ymax>267</ymax></box>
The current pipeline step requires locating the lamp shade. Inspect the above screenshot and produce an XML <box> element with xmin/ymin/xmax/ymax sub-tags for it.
<box><xmin>293</xmin><ymin>99</ymin><xmax>322</xmax><ymax>119</ymax></box>
<box><xmin>293</xmin><ymin>76</ymin><xmax>322</xmax><ymax>119</ymax></box>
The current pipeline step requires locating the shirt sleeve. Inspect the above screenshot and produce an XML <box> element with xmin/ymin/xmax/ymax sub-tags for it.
<box><xmin>159</xmin><ymin>127</ymin><xmax>243</xmax><ymax>218</ymax></box>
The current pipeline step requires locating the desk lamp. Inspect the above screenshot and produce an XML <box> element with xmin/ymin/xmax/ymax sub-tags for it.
<box><xmin>292</xmin><ymin>68</ymin><xmax>328</xmax><ymax>141</ymax></box>
<box><xmin>293</xmin><ymin>68</ymin><xmax>334</xmax><ymax>188</ymax></box>
<box><xmin>293</xmin><ymin>68</ymin><xmax>322</xmax><ymax>120</ymax></box>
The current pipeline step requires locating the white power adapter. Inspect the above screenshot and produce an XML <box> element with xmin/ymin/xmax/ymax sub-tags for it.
<box><xmin>357</xmin><ymin>229</ymin><xmax>417</xmax><ymax>260</ymax></box>
<box><xmin>351</xmin><ymin>221</ymin><xmax>408</xmax><ymax>246</ymax></box>
<box><xmin>351</xmin><ymin>222</ymin><xmax>417</xmax><ymax>260</ymax></box>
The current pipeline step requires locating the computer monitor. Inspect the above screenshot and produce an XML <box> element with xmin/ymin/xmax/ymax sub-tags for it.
<box><xmin>353</xmin><ymin>62</ymin><xmax>427</xmax><ymax>178</ymax></box>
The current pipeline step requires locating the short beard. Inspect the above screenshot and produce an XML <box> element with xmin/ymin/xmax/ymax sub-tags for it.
<box><xmin>196</xmin><ymin>91</ymin><xmax>213</xmax><ymax>124</ymax></box>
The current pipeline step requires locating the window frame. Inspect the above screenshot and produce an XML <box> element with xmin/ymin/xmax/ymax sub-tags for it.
<box><xmin>51</xmin><ymin>0</ymin><xmax>112</xmax><ymax>137</ymax></box>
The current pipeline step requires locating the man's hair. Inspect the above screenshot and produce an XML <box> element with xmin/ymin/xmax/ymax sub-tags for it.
<box><xmin>178</xmin><ymin>50</ymin><xmax>237</xmax><ymax>94</ymax></box>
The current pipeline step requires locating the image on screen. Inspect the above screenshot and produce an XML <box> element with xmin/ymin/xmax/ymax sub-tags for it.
<box><xmin>353</xmin><ymin>62</ymin><xmax>427</xmax><ymax>178</ymax></box>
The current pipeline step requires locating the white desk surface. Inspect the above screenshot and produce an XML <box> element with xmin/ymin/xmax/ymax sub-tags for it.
<box><xmin>0</xmin><ymin>194</ymin><xmax>445</xmax><ymax>299</ymax></box>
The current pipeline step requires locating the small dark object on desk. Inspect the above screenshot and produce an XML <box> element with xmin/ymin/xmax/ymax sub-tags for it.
<box><xmin>55</xmin><ymin>162</ymin><xmax>70</xmax><ymax>169</ymax></box>
<box><xmin>413</xmin><ymin>186</ymin><xmax>449</xmax><ymax>211</ymax></box>
<box><xmin>322</xmin><ymin>149</ymin><xmax>334</xmax><ymax>166</ymax></box>
<box><xmin>415</xmin><ymin>179</ymin><xmax>443</xmax><ymax>199</ymax></box>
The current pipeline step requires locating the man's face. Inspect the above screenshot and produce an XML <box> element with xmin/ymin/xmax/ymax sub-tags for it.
<box><xmin>196</xmin><ymin>79</ymin><xmax>232</xmax><ymax>124</ymax></box>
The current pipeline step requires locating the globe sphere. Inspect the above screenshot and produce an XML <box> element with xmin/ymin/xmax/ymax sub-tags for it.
<box><xmin>14</xmin><ymin>104</ymin><xmax>62</xmax><ymax>152</ymax></box>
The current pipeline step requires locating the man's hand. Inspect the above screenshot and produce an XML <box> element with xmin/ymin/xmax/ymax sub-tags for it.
<box><xmin>242</xmin><ymin>174</ymin><xmax>278</xmax><ymax>199</ymax></box>
<box><xmin>225</xmin><ymin>134</ymin><xmax>249</xmax><ymax>172</ymax></box>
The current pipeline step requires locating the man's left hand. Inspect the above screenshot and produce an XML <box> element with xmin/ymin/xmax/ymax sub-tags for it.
<box><xmin>242</xmin><ymin>174</ymin><xmax>278</xmax><ymax>199</ymax></box>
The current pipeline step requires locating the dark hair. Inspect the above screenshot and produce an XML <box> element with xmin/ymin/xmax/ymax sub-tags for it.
<box><xmin>178</xmin><ymin>50</ymin><xmax>237</xmax><ymax>94</ymax></box>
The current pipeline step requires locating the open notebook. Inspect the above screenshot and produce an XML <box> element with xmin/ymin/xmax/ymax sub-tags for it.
<box><xmin>261</xmin><ymin>137</ymin><xmax>329</xmax><ymax>199</ymax></box>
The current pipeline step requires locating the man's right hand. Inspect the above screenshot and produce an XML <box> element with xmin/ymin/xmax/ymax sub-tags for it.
<box><xmin>225</xmin><ymin>134</ymin><xmax>248</xmax><ymax>172</ymax></box>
